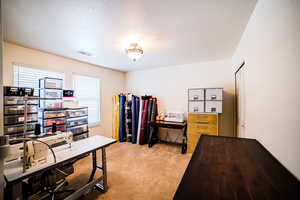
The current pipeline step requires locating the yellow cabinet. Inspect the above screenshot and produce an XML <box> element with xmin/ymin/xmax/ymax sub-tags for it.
<box><xmin>187</xmin><ymin>113</ymin><xmax>219</xmax><ymax>153</ymax></box>
<box><xmin>188</xmin><ymin>113</ymin><xmax>217</xmax><ymax>124</ymax></box>
<box><xmin>187</xmin><ymin>133</ymin><xmax>202</xmax><ymax>153</ymax></box>
<box><xmin>188</xmin><ymin>123</ymin><xmax>218</xmax><ymax>135</ymax></box>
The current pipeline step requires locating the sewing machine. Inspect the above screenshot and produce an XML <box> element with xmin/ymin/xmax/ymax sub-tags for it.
<box><xmin>164</xmin><ymin>112</ymin><xmax>185</xmax><ymax>122</ymax></box>
<box><xmin>5</xmin><ymin>132</ymin><xmax>73</xmax><ymax>169</ymax></box>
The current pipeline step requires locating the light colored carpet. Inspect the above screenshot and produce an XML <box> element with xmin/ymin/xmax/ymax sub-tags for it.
<box><xmin>67</xmin><ymin>142</ymin><xmax>191</xmax><ymax>200</ymax></box>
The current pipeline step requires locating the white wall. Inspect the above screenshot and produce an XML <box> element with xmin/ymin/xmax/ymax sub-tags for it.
<box><xmin>126</xmin><ymin>59</ymin><xmax>235</xmax><ymax>136</ymax></box>
<box><xmin>233</xmin><ymin>0</ymin><xmax>300</xmax><ymax>178</ymax></box>
<box><xmin>3</xmin><ymin>42</ymin><xmax>126</xmax><ymax>138</ymax></box>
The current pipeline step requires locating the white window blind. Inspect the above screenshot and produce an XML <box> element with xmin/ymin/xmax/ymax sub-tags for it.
<box><xmin>13</xmin><ymin>64</ymin><xmax>64</xmax><ymax>96</ymax></box>
<box><xmin>73</xmin><ymin>75</ymin><xmax>100</xmax><ymax>125</ymax></box>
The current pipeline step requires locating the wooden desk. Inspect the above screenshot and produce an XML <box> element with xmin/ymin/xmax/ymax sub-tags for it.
<box><xmin>174</xmin><ymin>135</ymin><xmax>300</xmax><ymax>200</ymax></box>
<box><xmin>148</xmin><ymin>121</ymin><xmax>187</xmax><ymax>154</ymax></box>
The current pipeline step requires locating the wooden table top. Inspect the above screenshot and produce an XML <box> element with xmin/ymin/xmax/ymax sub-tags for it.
<box><xmin>174</xmin><ymin>135</ymin><xmax>300</xmax><ymax>200</ymax></box>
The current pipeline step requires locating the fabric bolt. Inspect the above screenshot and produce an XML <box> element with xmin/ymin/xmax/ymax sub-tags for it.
<box><xmin>125</xmin><ymin>94</ymin><xmax>133</xmax><ymax>142</ymax></box>
<box><xmin>139</xmin><ymin>97</ymin><xmax>150</xmax><ymax>145</ymax></box>
<box><xmin>145</xmin><ymin>99</ymin><xmax>153</xmax><ymax>144</ymax></box>
<box><xmin>119</xmin><ymin>95</ymin><xmax>126</xmax><ymax>142</ymax></box>
<box><xmin>148</xmin><ymin>98</ymin><xmax>158</xmax><ymax>144</ymax></box>
<box><xmin>131</xmin><ymin>96</ymin><xmax>137</xmax><ymax>143</ymax></box>
<box><xmin>136</xmin><ymin>99</ymin><xmax>143</xmax><ymax>145</ymax></box>
<box><xmin>114</xmin><ymin>95</ymin><xmax>120</xmax><ymax>140</ymax></box>
<box><xmin>112</xmin><ymin>95</ymin><xmax>116</xmax><ymax>138</ymax></box>
<box><xmin>134</xmin><ymin>97</ymin><xmax>140</xmax><ymax>143</ymax></box>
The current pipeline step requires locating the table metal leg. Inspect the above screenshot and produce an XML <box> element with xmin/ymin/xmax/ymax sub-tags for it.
<box><xmin>88</xmin><ymin>151</ymin><xmax>97</xmax><ymax>183</ymax></box>
<box><xmin>101</xmin><ymin>148</ymin><xmax>107</xmax><ymax>192</ymax></box>
<box><xmin>90</xmin><ymin>148</ymin><xmax>107</xmax><ymax>193</ymax></box>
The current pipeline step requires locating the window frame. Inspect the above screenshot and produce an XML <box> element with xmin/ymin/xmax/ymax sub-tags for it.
<box><xmin>72</xmin><ymin>73</ymin><xmax>101</xmax><ymax>127</ymax></box>
<box><xmin>13</xmin><ymin>63</ymin><xmax>65</xmax><ymax>96</ymax></box>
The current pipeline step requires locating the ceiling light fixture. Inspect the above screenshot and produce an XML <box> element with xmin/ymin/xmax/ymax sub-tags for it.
<box><xmin>125</xmin><ymin>43</ymin><xmax>143</xmax><ymax>62</ymax></box>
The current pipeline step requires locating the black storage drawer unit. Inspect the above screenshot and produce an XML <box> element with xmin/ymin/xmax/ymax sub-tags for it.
<box><xmin>4</xmin><ymin>86</ymin><xmax>34</xmax><ymax>96</ymax></box>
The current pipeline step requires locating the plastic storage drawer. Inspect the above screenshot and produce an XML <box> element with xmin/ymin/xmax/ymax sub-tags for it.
<box><xmin>66</xmin><ymin>116</ymin><xmax>88</xmax><ymax>127</ymax></box>
<box><xmin>4</xmin><ymin>87</ymin><xmax>34</xmax><ymax>96</ymax></box>
<box><xmin>40</xmin><ymin>110</ymin><xmax>65</xmax><ymax>119</ymax></box>
<box><xmin>43</xmin><ymin>125</ymin><xmax>66</xmax><ymax>134</ymax></box>
<box><xmin>4</xmin><ymin>113</ymin><xmax>38</xmax><ymax>125</ymax></box>
<box><xmin>42</xmin><ymin>118</ymin><xmax>66</xmax><ymax>127</ymax></box>
<box><xmin>67</xmin><ymin>124</ymin><xmax>88</xmax><ymax>135</ymax></box>
<box><xmin>4</xmin><ymin>123</ymin><xmax>36</xmax><ymax>135</ymax></box>
<box><xmin>39</xmin><ymin>77</ymin><xmax>63</xmax><ymax>89</ymax></box>
<box><xmin>39</xmin><ymin>100</ymin><xmax>63</xmax><ymax>110</ymax></box>
<box><xmin>73</xmin><ymin>132</ymin><xmax>88</xmax><ymax>141</ymax></box>
<box><xmin>4</xmin><ymin>96</ymin><xmax>38</xmax><ymax>105</ymax></box>
<box><xmin>40</xmin><ymin>89</ymin><xmax>62</xmax><ymax>98</ymax></box>
<box><xmin>205</xmin><ymin>88</ymin><xmax>223</xmax><ymax>100</ymax></box>
<box><xmin>188</xmin><ymin>89</ymin><xmax>205</xmax><ymax>101</ymax></box>
<box><xmin>4</xmin><ymin>105</ymin><xmax>37</xmax><ymax>115</ymax></box>
<box><xmin>188</xmin><ymin>101</ymin><xmax>205</xmax><ymax>113</ymax></box>
<box><xmin>65</xmin><ymin>108</ymin><xmax>88</xmax><ymax>118</ymax></box>
<box><xmin>205</xmin><ymin>101</ymin><xmax>222</xmax><ymax>113</ymax></box>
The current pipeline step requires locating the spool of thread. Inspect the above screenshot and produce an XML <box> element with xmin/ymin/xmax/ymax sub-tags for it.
<box><xmin>52</xmin><ymin>123</ymin><xmax>57</xmax><ymax>133</ymax></box>
<box><xmin>34</xmin><ymin>124</ymin><xmax>41</xmax><ymax>135</ymax></box>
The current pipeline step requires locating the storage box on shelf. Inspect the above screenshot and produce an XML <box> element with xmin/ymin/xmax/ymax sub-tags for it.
<box><xmin>38</xmin><ymin>110</ymin><xmax>66</xmax><ymax>133</ymax></box>
<box><xmin>3</xmin><ymin>86</ymin><xmax>38</xmax><ymax>138</ymax></box>
<box><xmin>39</xmin><ymin>77</ymin><xmax>63</xmax><ymax>89</ymax></box>
<box><xmin>65</xmin><ymin>107</ymin><xmax>89</xmax><ymax>141</ymax></box>
<box><xmin>188</xmin><ymin>88</ymin><xmax>223</xmax><ymax>113</ymax></box>
<box><xmin>39</xmin><ymin>77</ymin><xmax>64</xmax><ymax>110</ymax></box>
<box><xmin>38</xmin><ymin>77</ymin><xmax>66</xmax><ymax>135</ymax></box>
<box><xmin>65</xmin><ymin>107</ymin><xmax>88</xmax><ymax>118</ymax></box>
<box><xmin>188</xmin><ymin>88</ymin><xmax>205</xmax><ymax>113</ymax></box>
<box><xmin>4</xmin><ymin>123</ymin><xmax>36</xmax><ymax>136</ymax></box>
<box><xmin>205</xmin><ymin>88</ymin><xmax>223</xmax><ymax>113</ymax></box>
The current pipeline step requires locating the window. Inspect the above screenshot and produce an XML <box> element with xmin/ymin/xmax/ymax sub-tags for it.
<box><xmin>73</xmin><ymin>75</ymin><xmax>100</xmax><ymax>126</ymax></box>
<box><xmin>13</xmin><ymin>64</ymin><xmax>64</xmax><ymax>96</ymax></box>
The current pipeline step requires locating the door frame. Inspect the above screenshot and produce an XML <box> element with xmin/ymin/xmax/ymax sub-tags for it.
<box><xmin>0</xmin><ymin>1</ymin><xmax>4</xmax><ymax>199</ymax></box>
<box><xmin>234</xmin><ymin>61</ymin><xmax>245</xmax><ymax>137</ymax></box>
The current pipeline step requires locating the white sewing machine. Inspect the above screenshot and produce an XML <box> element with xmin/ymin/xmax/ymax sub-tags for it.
<box><xmin>5</xmin><ymin>132</ymin><xmax>73</xmax><ymax>169</ymax></box>
<box><xmin>164</xmin><ymin>112</ymin><xmax>185</xmax><ymax>122</ymax></box>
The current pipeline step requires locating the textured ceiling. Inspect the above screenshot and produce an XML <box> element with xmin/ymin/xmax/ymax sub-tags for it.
<box><xmin>3</xmin><ymin>0</ymin><xmax>257</xmax><ymax>71</ymax></box>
